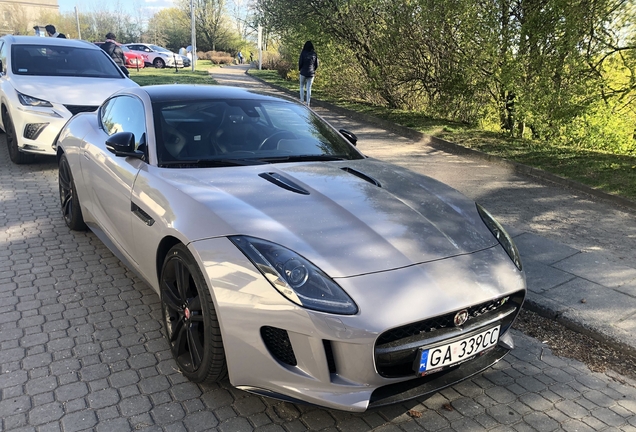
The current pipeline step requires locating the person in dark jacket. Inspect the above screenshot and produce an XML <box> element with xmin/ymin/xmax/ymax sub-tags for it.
<box><xmin>298</xmin><ymin>41</ymin><xmax>319</xmax><ymax>107</ymax></box>
<box><xmin>101</xmin><ymin>33</ymin><xmax>129</xmax><ymax>76</ymax></box>
<box><xmin>45</xmin><ymin>25</ymin><xmax>66</xmax><ymax>38</ymax></box>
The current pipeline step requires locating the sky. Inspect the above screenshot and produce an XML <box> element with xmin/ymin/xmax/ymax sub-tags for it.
<box><xmin>57</xmin><ymin>0</ymin><xmax>176</xmax><ymax>16</ymax></box>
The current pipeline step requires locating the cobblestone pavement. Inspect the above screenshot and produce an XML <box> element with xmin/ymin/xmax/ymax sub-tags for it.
<box><xmin>1</xmin><ymin>134</ymin><xmax>636</xmax><ymax>431</ymax></box>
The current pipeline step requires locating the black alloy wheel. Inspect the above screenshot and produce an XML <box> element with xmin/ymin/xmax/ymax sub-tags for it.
<box><xmin>2</xmin><ymin>111</ymin><xmax>35</xmax><ymax>164</ymax></box>
<box><xmin>58</xmin><ymin>153</ymin><xmax>87</xmax><ymax>231</ymax></box>
<box><xmin>153</xmin><ymin>57</ymin><xmax>165</xmax><ymax>68</ymax></box>
<box><xmin>160</xmin><ymin>244</ymin><xmax>227</xmax><ymax>383</ymax></box>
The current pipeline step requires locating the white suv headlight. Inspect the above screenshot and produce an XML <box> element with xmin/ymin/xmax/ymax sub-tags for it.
<box><xmin>17</xmin><ymin>91</ymin><xmax>53</xmax><ymax>107</ymax></box>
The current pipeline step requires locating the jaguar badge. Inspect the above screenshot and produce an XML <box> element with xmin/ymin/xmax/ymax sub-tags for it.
<box><xmin>454</xmin><ymin>309</ymin><xmax>469</xmax><ymax>326</ymax></box>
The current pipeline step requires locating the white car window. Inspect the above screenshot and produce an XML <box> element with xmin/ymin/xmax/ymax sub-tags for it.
<box><xmin>11</xmin><ymin>44</ymin><xmax>122</xmax><ymax>78</ymax></box>
<box><xmin>0</xmin><ymin>41</ymin><xmax>6</xmax><ymax>74</ymax></box>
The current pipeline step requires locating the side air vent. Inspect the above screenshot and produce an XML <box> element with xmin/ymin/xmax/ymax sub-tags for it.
<box><xmin>259</xmin><ymin>172</ymin><xmax>309</xmax><ymax>195</ymax></box>
<box><xmin>341</xmin><ymin>167</ymin><xmax>382</xmax><ymax>187</ymax></box>
<box><xmin>323</xmin><ymin>340</ymin><xmax>337</xmax><ymax>373</ymax></box>
<box><xmin>261</xmin><ymin>326</ymin><xmax>297</xmax><ymax>366</ymax></box>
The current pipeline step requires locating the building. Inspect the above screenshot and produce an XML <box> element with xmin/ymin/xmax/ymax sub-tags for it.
<box><xmin>0</xmin><ymin>0</ymin><xmax>60</xmax><ymax>36</ymax></box>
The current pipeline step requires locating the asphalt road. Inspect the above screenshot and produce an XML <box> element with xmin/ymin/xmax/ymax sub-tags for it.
<box><xmin>0</xmin><ymin>73</ymin><xmax>635</xmax><ymax>430</ymax></box>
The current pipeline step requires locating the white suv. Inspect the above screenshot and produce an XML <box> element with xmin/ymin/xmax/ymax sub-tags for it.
<box><xmin>124</xmin><ymin>43</ymin><xmax>184</xmax><ymax>69</ymax></box>
<box><xmin>0</xmin><ymin>35</ymin><xmax>138</xmax><ymax>164</ymax></box>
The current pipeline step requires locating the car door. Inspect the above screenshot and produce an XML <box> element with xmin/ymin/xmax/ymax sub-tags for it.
<box><xmin>130</xmin><ymin>44</ymin><xmax>153</xmax><ymax>64</ymax></box>
<box><xmin>80</xmin><ymin>95</ymin><xmax>147</xmax><ymax>263</ymax></box>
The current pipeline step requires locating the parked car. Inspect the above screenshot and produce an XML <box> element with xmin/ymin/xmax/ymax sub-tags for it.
<box><xmin>0</xmin><ymin>35</ymin><xmax>138</xmax><ymax>164</ymax></box>
<box><xmin>94</xmin><ymin>42</ymin><xmax>145</xmax><ymax>69</ymax></box>
<box><xmin>56</xmin><ymin>84</ymin><xmax>526</xmax><ymax>412</ymax></box>
<box><xmin>124</xmin><ymin>43</ymin><xmax>184</xmax><ymax>68</ymax></box>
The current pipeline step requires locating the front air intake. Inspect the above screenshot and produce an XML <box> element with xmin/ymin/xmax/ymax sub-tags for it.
<box><xmin>261</xmin><ymin>326</ymin><xmax>297</xmax><ymax>366</ymax></box>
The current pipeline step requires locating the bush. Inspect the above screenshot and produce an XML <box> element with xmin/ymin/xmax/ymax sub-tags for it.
<box><xmin>260</xmin><ymin>51</ymin><xmax>293</xmax><ymax>78</ymax></box>
<box><xmin>196</xmin><ymin>50</ymin><xmax>233</xmax><ymax>65</ymax></box>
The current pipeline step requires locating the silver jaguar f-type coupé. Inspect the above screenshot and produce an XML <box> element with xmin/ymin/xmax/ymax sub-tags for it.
<box><xmin>56</xmin><ymin>85</ymin><xmax>526</xmax><ymax>412</ymax></box>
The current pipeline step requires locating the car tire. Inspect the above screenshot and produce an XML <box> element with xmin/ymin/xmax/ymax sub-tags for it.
<box><xmin>160</xmin><ymin>244</ymin><xmax>228</xmax><ymax>383</ymax></box>
<box><xmin>58</xmin><ymin>153</ymin><xmax>88</xmax><ymax>231</ymax></box>
<box><xmin>2</xmin><ymin>111</ymin><xmax>35</xmax><ymax>164</ymax></box>
<box><xmin>153</xmin><ymin>58</ymin><xmax>165</xmax><ymax>68</ymax></box>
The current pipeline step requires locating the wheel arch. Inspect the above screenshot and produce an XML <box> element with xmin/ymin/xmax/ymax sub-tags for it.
<box><xmin>56</xmin><ymin>141</ymin><xmax>65</xmax><ymax>162</ymax></box>
<box><xmin>156</xmin><ymin>235</ymin><xmax>183</xmax><ymax>285</ymax></box>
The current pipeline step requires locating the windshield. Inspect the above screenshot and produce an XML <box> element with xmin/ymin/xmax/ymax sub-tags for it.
<box><xmin>121</xmin><ymin>45</ymin><xmax>131</xmax><ymax>52</ymax></box>
<box><xmin>153</xmin><ymin>99</ymin><xmax>363</xmax><ymax>167</ymax></box>
<box><xmin>11</xmin><ymin>44</ymin><xmax>123</xmax><ymax>78</ymax></box>
<box><xmin>150</xmin><ymin>45</ymin><xmax>171</xmax><ymax>53</ymax></box>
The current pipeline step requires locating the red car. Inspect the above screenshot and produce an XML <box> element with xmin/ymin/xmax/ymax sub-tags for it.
<box><xmin>94</xmin><ymin>42</ymin><xmax>145</xmax><ymax>69</ymax></box>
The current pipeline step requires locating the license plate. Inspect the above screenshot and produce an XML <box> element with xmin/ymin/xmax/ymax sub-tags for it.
<box><xmin>416</xmin><ymin>325</ymin><xmax>500</xmax><ymax>376</ymax></box>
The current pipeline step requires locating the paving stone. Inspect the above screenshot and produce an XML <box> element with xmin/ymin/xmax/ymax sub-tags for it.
<box><xmin>151</xmin><ymin>402</ymin><xmax>186</xmax><ymax>424</ymax></box>
<box><xmin>87</xmin><ymin>388</ymin><xmax>120</xmax><ymax>409</ymax></box>
<box><xmin>119</xmin><ymin>395</ymin><xmax>152</xmax><ymax>417</ymax></box>
<box><xmin>27</xmin><ymin>402</ymin><xmax>64</xmax><ymax>425</ymax></box>
<box><xmin>61</xmin><ymin>410</ymin><xmax>98</xmax><ymax>432</ymax></box>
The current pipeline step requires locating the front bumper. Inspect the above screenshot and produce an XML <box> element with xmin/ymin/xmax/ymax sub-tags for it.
<box><xmin>9</xmin><ymin>104</ymin><xmax>75</xmax><ymax>155</ymax></box>
<box><xmin>191</xmin><ymin>237</ymin><xmax>526</xmax><ymax>412</ymax></box>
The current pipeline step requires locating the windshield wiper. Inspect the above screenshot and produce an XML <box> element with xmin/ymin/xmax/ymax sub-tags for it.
<box><xmin>159</xmin><ymin>158</ymin><xmax>264</xmax><ymax>168</ymax></box>
<box><xmin>258</xmin><ymin>155</ymin><xmax>348</xmax><ymax>163</ymax></box>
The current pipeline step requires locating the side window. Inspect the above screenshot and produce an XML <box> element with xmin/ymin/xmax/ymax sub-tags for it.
<box><xmin>0</xmin><ymin>41</ymin><xmax>6</xmax><ymax>74</ymax></box>
<box><xmin>100</xmin><ymin>96</ymin><xmax>146</xmax><ymax>149</ymax></box>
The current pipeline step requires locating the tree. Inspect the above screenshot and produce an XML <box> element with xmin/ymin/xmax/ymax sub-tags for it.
<box><xmin>146</xmin><ymin>8</ymin><xmax>190</xmax><ymax>50</ymax></box>
<box><xmin>180</xmin><ymin>0</ymin><xmax>232</xmax><ymax>51</ymax></box>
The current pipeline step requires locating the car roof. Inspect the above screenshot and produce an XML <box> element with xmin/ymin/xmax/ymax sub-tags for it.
<box><xmin>1</xmin><ymin>35</ymin><xmax>99</xmax><ymax>49</ymax></box>
<box><xmin>134</xmin><ymin>85</ymin><xmax>297</xmax><ymax>104</ymax></box>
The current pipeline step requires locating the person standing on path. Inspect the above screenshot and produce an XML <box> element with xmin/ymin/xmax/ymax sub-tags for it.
<box><xmin>298</xmin><ymin>41</ymin><xmax>319</xmax><ymax>107</ymax></box>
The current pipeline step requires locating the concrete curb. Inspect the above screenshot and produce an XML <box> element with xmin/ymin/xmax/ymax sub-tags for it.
<box><xmin>247</xmin><ymin>70</ymin><xmax>636</xmax><ymax>213</ymax></box>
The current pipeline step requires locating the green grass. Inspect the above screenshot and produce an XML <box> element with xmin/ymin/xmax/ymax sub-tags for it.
<box><xmin>128</xmin><ymin>60</ymin><xmax>218</xmax><ymax>86</ymax></box>
<box><xmin>249</xmin><ymin>69</ymin><xmax>636</xmax><ymax>201</ymax></box>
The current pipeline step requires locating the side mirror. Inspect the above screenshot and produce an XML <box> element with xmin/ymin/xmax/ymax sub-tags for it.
<box><xmin>106</xmin><ymin>131</ymin><xmax>144</xmax><ymax>159</ymax></box>
<box><xmin>339</xmin><ymin>129</ymin><xmax>358</xmax><ymax>146</ymax></box>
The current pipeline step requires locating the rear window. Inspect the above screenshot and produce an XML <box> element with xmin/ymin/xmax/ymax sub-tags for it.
<box><xmin>11</xmin><ymin>44</ymin><xmax>123</xmax><ymax>78</ymax></box>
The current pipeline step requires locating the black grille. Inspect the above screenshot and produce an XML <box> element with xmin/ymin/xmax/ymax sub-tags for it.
<box><xmin>378</xmin><ymin>294</ymin><xmax>520</xmax><ymax>345</ymax></box>
<box><xmin>323</xmin><ymin>340</ymin><xmax>336</xmax><ymax>373</ymax></box>
<box><xmin>64</xmin><ymin>105</ymin><xmax>98</xmax><ymax>116</ymax></box>
<box><xmin>261</xmin><ymin>327</ymin><xmax>297</xmax><ymax>366</ymax></box>
<box><xmin>375</xmin><ymin>290</ymin><xmax>525</xmax><ymax>377</ymax></box>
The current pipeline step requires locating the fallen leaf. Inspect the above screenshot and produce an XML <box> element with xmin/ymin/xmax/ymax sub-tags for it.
<box><xmin>408</xmin><ymin>409</ymin><xmax>422</xmax><ymax>418</ymax></box>
<box><xmin>442</xmin><ymin>403</ymin><xmax>454</xmax><ymax>411</ymax></box>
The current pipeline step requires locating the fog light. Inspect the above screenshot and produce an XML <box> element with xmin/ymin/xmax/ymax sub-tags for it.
<box><xmin>23</xmin><ymin>123</ymin><xmax>49</xmax><ymax>140</ymax></box>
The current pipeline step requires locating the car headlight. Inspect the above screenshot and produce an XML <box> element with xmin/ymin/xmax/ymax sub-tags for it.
<box><xmin>230</xmin><ymin>236</ymin><xmax>358</xmax><ymax>315</ymax></box>
<box><xmin>476</xmin><ymin>203</ymin><xmax>522</xmax><ymax>270</ymax></box>
<box><xmin>17</xmin><ymin>91</ymin><xmax>53</xmax><ymax>107</ymax></box>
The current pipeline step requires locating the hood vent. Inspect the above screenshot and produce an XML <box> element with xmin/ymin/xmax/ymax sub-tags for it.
<box><xmin>259</xmin><ymin>172</ymin><xmax>310</xmax><ymax>195</ymax></box>
<box><xmin>341</xmin><ymin>167</ymin><xmax>382</xmax><ymax>187</ymax></box>
<box><xmin>64</xmin><ymin>105</ymin><xmax>98</xmax><ymax>115</ymax></box>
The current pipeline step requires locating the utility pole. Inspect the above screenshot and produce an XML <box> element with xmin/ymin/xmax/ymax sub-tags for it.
<box><xmin>74</xmin><ymin>6</ymin><xmax>81</xmax><ymax>40</ymax></box>
<box><xmin>190</xmin><ymin>0</ymin><xmax>197</xmax><ymax>71</ymax></box>
<box><xmin>257</xmin><ymin>25</ymin><xmax>262</xmax><ymax>70</ymax></box>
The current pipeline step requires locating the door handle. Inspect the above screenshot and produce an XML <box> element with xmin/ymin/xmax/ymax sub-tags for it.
<box><xmin>83</xmin><ymin>151</ymin><xmax>90</xmax><ymax>160</ymax></box>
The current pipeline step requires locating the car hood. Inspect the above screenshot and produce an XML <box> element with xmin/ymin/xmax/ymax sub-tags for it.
<box><xmin>10</xmin><ymin>75</ymin><xmax>138</xmax><ymax>106</ymax></box>
<box><xmin>164</xmin><ymin>158</ymin><xmax>501</xmax><ymax>278</ymax></box>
